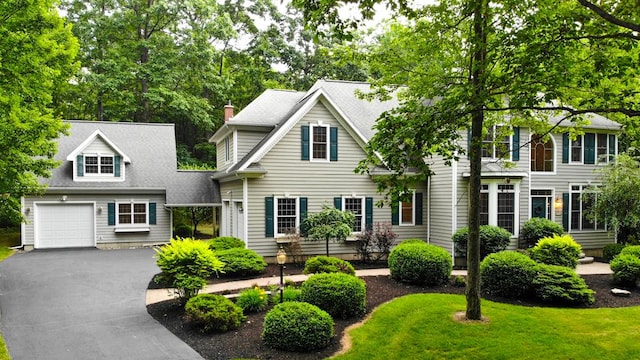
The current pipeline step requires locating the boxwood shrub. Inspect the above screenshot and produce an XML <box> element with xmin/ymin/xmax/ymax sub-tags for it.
<box><xmin>533</xmin><ymin>263</ymin><xmax>595</xmax><ymax>306</ymax></box>
<box><xmin>215</xmin><ymin>248</ymin><xmax>267</xmax><ymax>277</ymax></box>
<box><xmin>452</xmin><ymin>225</ymin><xmax>511</xmax><ymax>258</ymax></box>
<box><xmin>262</xmin><ymin>302</ymin><xmax>334</xmax><ymax>352</ymax></box>
<box><xmin>603</xmin><ymin>243</ymin><xmax>626</xmax><ymax>262</ymax></box>
<box><xmin>173</xmin><ymin>223</ymin><xmax>193</xmax><ymax>238</ymax></box>
<box><xmin>184</xmin><ymin>293</ymin><xmax>246</xmax><ymax>333</ymax></box>
<box><xmin>619</xmin><ymin>245</ymin><xmax>640</xmax><ymax>258</ymax></box>
<box><xmin>610</xmin><ymin>254</ymin><xmax>640</xmax><ymax>286</ymax></box>
<box><xmin>388</xmin><ymin>242</ymin><xmax>452</xmax><ymax>286</ymax></box>
<box><xmin>529</xmin><ymin>234</ymin><xmax>581</xmax><ymax>268</ymax></box>
<box><xmin>299</xmin><ymin>273</ymin><xmax>366</xmax><ymax>319</ymax></box>
<box><xmin>207</xmin><ymin>236</ymin><xmax>245</xmax><ymax>251</ymax></box>
<box><xmin>519</xmin><ymin>217</ymin><xmax>564</xmax><ymax>248</ymax></box>
<box><xmin>303</xmin><ymin>256</ymin><xmax>356</xmax><ymax>275</ymax></box>
<box><xmin>480</xmin><ymin>250</ymin><xmax>538</xmax><ymax>298</ymax></box>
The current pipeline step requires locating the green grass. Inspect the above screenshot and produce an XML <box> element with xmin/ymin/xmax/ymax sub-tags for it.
<box><xmin>334</xmin><ymin>294</ymin><xmax>640</xmax><ymax>360</ymax></box>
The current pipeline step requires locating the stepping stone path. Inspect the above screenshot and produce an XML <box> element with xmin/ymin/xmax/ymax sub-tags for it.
<box><xmin>578</xmin><ymin>252</ymin><xmax>594</xmax><ymax>265</ymax></box>
<box><xmin>611</xmin><ymin>288</ymin><xmax>632</xmax><ymax>297</ymax></box>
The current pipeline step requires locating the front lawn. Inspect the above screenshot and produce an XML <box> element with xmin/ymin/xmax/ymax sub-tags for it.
<box><xmin>335</xmin><ymin>293</ymin><xmax>640</xmax><ymax>359</ymax></box>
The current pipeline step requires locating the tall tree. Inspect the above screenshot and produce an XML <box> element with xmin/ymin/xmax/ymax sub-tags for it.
<box><xmin>0</xmin><ymin>0</ymin><xmax>78</xmax><ymax>225</ymax></box>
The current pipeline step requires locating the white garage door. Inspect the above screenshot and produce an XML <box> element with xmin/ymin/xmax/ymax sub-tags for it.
<box><xmin>36</xmin><ymin>203</ymin><xmax>95</xmax><ymax>249</ymax></box>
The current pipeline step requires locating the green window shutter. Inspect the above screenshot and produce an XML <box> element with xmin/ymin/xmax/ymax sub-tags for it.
<box><xmin>562</xmin><ymin>193</ymin><xmax>569</xmax><ymax>231</ymax></box>
<box><xmin>415</xmin><ymin>193</ymin><xmax>423</xmax><ymax>225</ymax></box>
<box><xmin>300</xmin><ymin>197</ymin><xmax>308</xmax><ymax>236</ymax></box>
<box><xmin>330</xmin><ymin>127</ymin><xmax>338</xmax><ymax>161</ymax></box>
<box><xmin>584</xmin><ymin>133</ymin><xmax>595</xmax><ymax>164</ymax></box>
<box><xmin>334</xmin><ymin>197</ymin><xmax>342</xmax><ymax>210</ymax></box>
<box><xmin>391</xmin><ymin>201</ymin><xmax>399</xmax><ymax>226</ymax></box>
<box><xmin>512</xmin><ymin>127</ymin><xmax>520</xmax><ymax>161</ymax></box>
<box><xmin>365</xmin><ymin>197</ymin><xmax>373</xmax><ymax>230</ymax></box>
<box><xmin>301</xmin><ymin>125</ymin><xmax>309</xmax><ymax>161</ymax></box>
<box><xmin>562</xmin><ymin>133</ymin><xmax>569</xmax><ymax>163</ymax></box>
<box><xmin>265</xmin><ymin>197</ymin><xmax>274</xmax><ymax>237</ymax></box>
<box><xmin>108</xmin><ymin>203</ymin><xmax>115</xmax><ymax>226</ymax></box>
<box><xmin>149</xmin><ymin>203</ymin><xmax>156</xmax><ymax>225</ymax></box>
<box><xmin>77</xmin><ymin>155</ymin><xmax>84</xmax><ymax>177</ymax></box>
<box><xmin>114</xmin><ymin>156</ymin><xmax>121</xmax><ymax>177</ymax></box>
<box><xmin>467</xmin><ymin>128</ymin><xmax>472</xmax><ymax>159</ymax></box>
<box><xmin>609</xmin><ymin>134</ymin><xmax>616</xmax><ymax>159</ymax></box>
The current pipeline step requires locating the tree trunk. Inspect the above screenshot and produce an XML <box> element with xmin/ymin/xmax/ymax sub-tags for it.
<box><xmin>466</xmin><ymin>0</ymin><xmax>488</xmax><ymax>321</ymax></box>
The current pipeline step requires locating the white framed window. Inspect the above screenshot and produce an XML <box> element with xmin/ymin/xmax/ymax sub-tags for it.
<box><xmin>399</xmin><ymin>191</ymin><xmax>415</xmax><ymax>226</ymax></box>
<box><xmin>570</xmin><ymin>185</ymin><xmax>603</xmax><ymax>231</ymax></box>
<box><xmin>84</xmin><ymin>155</ymin><xmax>114</xmax><ymax>175</ymax></box>
<box><xmin>311</xmin><ymin>124</ymin><xmax>329</xmax><ymax>161</ymax></box>
<box><xmin>531</xmin><ymin>189</ymin><xmax>553</xmax><ymax>220</ymax></box>
<box><xmin>343</xmin><ymin>197</ymin><xmax>364</xmax><ymax>232</ymax></box>
<box><xmin>478</xmin><ymin>181</ymin><xmax>519</xmax><ymax>235</ymax></box>
<box><xmin>482</xmin><ymin>125</ymin><xmax>511</xmax><ymax>160</ymax></box>
<box><xmin>570</xmin><ymin>135</ymin><xmax>583</xmax><ymax>163</ymax></box>
<box><xmin>530</xmin><ymin>134</ymin><xmax>554</xmax><ymax>172</ymax></box>
<box><xmin>224</xmin><ymin>137</ymin><xmax>231</xmax><ymax>163</ymax></box>
<box><xmin>117</xmin><ymin>202</ymin><xmax>148</xmax><ymax>225</ymax></box>
<box><xmin>275</xmin><ymin>197</ymin><xmax>298</xmax><ymax>236</ymax></box>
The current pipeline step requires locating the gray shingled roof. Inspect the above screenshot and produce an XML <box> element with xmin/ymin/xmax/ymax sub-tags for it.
<box><xmin>45</xmin><ymin>121</ymin><xmax>219</xmax><ymax>205</ymax></box>
<box><xmin>227</xmin><ymin>89</ymin><xmax>306</xmax><ymax>127</ymax></box>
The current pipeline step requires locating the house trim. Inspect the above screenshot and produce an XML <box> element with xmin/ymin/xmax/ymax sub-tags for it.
<box><xmin>66</xmin><ymin>130</ymin><xmax>131</xmax><ymax>163</ymax></box>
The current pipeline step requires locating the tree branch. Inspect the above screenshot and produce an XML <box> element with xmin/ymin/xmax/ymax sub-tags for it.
<box><xmin>577</xmin><ymin>0</ymin><xmax>640</xmax><ymax>33</ymax></box>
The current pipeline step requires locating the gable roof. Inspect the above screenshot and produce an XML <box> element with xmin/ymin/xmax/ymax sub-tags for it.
<box><xmin>65</xmin><ymin>129</ymin><xmax>131</xmax><ymax>163</ymax></box>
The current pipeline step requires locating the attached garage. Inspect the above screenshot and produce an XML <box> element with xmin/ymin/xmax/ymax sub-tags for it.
<box><xmin>35</xmin><ymin>203</ymin><xmax>95</xmax><ymax>249</ymax></box>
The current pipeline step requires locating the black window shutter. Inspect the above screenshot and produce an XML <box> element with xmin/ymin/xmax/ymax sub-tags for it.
<box><xmin>108</xmin><ymin>203</ymin><xmax>115</xmax><ymax>225</ymax></box>
<box><xmin>301</xmin><ymin>125</ymin><xmax>309</xmax><ymax>160</ymax></box>
<box><xmin>562</xmin><ymin>193</ymin><xmax>569</xmax><ymax>231</ymax></box>
<box><xmin>584</xmin><ymin>133</ymin><xmax>595</xmax><ymax>164</ymax></box>
<box><xmin>365</xmin><ymin>197</ymin><xmax>373</xmax><ymax>230</ymax></box>
<box><xmin>114</xmin><ymin>156</ymin><xmax>121</xmax><ymax>177</ymax></box>
<box><xmin>608</xmin><ymin>134</ymin><xmax>616</xmax><ymax>159</ymax></box>
<box><xmin>265</xmin><ymin>197</ymin><xmax>274</xmax><ymax>237</ymax></box>
<box><xmin>391</xmin><ymin>201</ymin><xmax>399</xmax><ymax>226</ymax></box>
<box><xmin>330</xmin><ymin>127</ymin><xmax>338</xmax><ymax>161</ymax></box>
<box><xmin>149</xmin><ymin>203</ymin><xmax>156</xmax><ymax>225</ymax></box>
<box><xmin>415</xmin><ymin>193</ymin><xmax>423</xmax><ymax>225</ymax></box>
<box><xmin>562</xmin><ymin>133</ymin><xmax>569</xmax><ymax>163</ymax></box>
<box><xmin>512</xmin><ymin>127</ymin><xmax>520</xmax><ymax>161</ymax></box>
<box><xmin>334</xmin><ymin>197</ymin><xmax>342</xmax><ymax>210</ymax></box>
<box><xmin>77</xmin><ymin>155</ymin><xmax>84</xmax><ymax>177</ymax></box>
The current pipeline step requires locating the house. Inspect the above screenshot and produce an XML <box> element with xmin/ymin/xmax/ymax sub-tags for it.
<box><xmin>21</xmin><ymin>121</ymin><xmax>219</xmax><ymax>249</ymax></box>
<box><xmin>211</xmin><ymin>80</ymin><xmax>621</xmax><ymax>258</ymax></box>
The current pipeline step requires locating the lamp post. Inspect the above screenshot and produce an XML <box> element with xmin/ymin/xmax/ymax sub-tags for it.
<box><xmin>276</xmin><ymin>247</ymin><xmax>287</xmax><ymax>303</ymax></box>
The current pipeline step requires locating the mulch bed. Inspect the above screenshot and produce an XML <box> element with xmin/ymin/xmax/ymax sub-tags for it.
<box><xmin>147</xmin><ymin>263</ymin><xmax>640</xmax><ymax>360</ymax></box>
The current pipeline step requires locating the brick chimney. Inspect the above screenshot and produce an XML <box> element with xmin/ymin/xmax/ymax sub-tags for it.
<box><xmin>224</xmin><ymin>102</ymin><xmax>234</xmax><ymax>122</ymax></box>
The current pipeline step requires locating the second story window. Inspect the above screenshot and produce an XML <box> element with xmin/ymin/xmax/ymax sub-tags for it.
<box><xmin>85</xmin><ymin>155</ymin><xmax>113</xmax><ymax>175</ymax></box>
<box><xmin>224</xmin><ymin>136</ymin><xmax>231</xmax><ymax>163</ymax></box>
<box><xmin>531</xmin><ymin>135</ymin><xmax>554</xmax><ymax>172</ymax></box>
<box><xmin>482</xmin><ymin>125</ymin><xmax>511</xmax><ymax>160</ymax></box>
<box><xmin>311</xmin><ymin>125</ymin><xmax>329</xmax><ymax>160</ymax></box>
<box><xmin>571</xmin><ymin>136</ymin><xmax>582</xmax><ymax>163</ymax></box>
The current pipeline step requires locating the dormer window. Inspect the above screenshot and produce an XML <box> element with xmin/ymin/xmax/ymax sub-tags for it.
<box><xmin>85</xmin><ymin>155</ymin><xmax>114</xmax><ymax>175</ymax></box>
<box><xmin>68</xmin><ymin>129</ymin><xmax>129</xmax><ymax>182</ymax></box>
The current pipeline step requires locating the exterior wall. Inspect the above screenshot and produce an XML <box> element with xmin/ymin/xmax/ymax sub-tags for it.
<box><xmin>427</xmin><ymin>156</ymin><xmax>455</xmax><ymax>253</ymax></box>
<box><xmin>236</xmin><ymin>130</ymin><xmax>268</xmax><ymax>161</ymax></box>
<box><xmin>216</xmin><ymin>134</ymin><xmax>234</xmax><ymax>172</ymax></box>
<box><xmin>22</xmin><ymin>193</ymin><xmax>171</xmax><ymax>249</ymax></box>
<box><xmin>238</xmin><ymin>102</ymin><xmax>428</xmax><ymax>258</ymax></box>
<box><xmin>85</xmin><ymin>137</ymin><xmax>115</xmax><ymax>153</ymax></box>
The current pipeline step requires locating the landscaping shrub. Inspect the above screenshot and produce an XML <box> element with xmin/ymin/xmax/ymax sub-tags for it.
<box><xmin>452</xmin><ymin>225</ymin><xmax>511</xmax><ymax>258</ymax></box>
<box><xmin>154</xmin><ymin>238</ymin><xmax>224</xmax><ymax>302</ymax></box>
<box><xmin>207</xmin><ymin>236</ymin><xmax>245</xmax><ymax>251</ymax></box>
<box><xmin>398</xmin><ymin>238</ymin><xmax>426</xmax><ymax>245</ymax></box>
<box><xmin>520</xmin><ymin>217</ymin><xmax>564</xmax><ymax>248</ymax></box>
<box><xmin>529</xmin><ymin>234</ymin><xmax>581</xmax><ymax>268</ymax></box>
<box><xmin>610</xmin><ymin>254</ymin><xmax>640</xmax><ymax>286</ymax></box>
<box><xmin>388</xmin><ymin>242</ymin><xmax>452</xmax><ymax>286</ymax></box>
<box><xmin>533</xmin><ymin>264</ymin><xmax>595</xmax><ymax>306</ymax></box>
<box><xmin>236</xmin><ymin>287</ymin><xmax>269</xmax><ymax>313</ymax></box>
<box><xmin>354</xmin><ymin>222</ymin><xmax>398</xmax><ymax>263</ymax></box>
<box><xmin>215</xmin><ymin>248</ymin><xmax>267</xmax><ymax>277</ymax></box>
<box><xmin>299</xmin><ymin>273</ymin><xmax>366</xmax><ymax>319</ymax></box>
<box><xmin>480</xmin><ymin>250</ymin><xmax>538</xmax><ymax>298</ymax></box>
<box><xmin>303</xmin><ymin>256</ymin><xmax>356</xmax><ymax>275</ymax></box>
<box><xmin>619</xmin><ymin>245</ymin><xmax>640</xmax><ymax>258</ymax></box>
<box><xmin>270</xmin><ymin>286</ymin><xmax>302</xmax><ymax>304</ymax></box>
<box><xmin>173</xmin><ymin>223</ymin><xmax>193</xmax><ymax>238</ymax></box>
<box><xmin>262</xmin><ymin>302</ymin><xmax>334</xmax><ymax>352</ymax></box>
<box><xmin>184</xmin><ymin>294</ymin><xmax>246</xmax><ymax>333</ymax></box>
<box><xmin>603</xmin><ymin>243</ymin><xmax>626</xmax><ymax>262</ymax></box>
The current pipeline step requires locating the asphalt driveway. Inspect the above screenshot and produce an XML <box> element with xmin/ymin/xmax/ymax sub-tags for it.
<box><xmin>0</xmin><ymin>248</ymin><xmax>203</xmax><ymax>360</ymax></box>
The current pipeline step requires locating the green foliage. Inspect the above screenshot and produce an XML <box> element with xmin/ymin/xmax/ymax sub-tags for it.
<box><xmin>208</xmin><ymin>236</ymin><xmax>245</xmax><ymax>251</ymax></box>
<box><xmin>184</xmin><ymin>294</ymin><xmax>246</xmax><ymax>333</ymax></box>
<box><xmin>520</xmin><ymin>218</ymin><xmax>565</xmax><ymax>248</ymax></box>
<box><xmin>173</xmin><ymin>224</ymin><xmax>193</xmax><ymax>238</ymax></box>
<box><xmin>620</xmin><ymin>245</ymin><xmax>640</xmax><ymax>258</ymax></box>
<box><xmin>533</xmin><ymin>264</ymin><xmax>595</xmax><ymax>306</ymax></box>
<box><xmin>388</xmin><ymin>242</ymin><xmax>452</xmax><ymax>286</ymax></box>
<box><xmin>215</xmin><ymin>248</ymin><xmax>267</xmax><ymax>277</ymax></box>
<box><xmin>302</xmin><ymin>206</ymin><xmax>355</xmax><ymax>256</ymax></box>
<box><xmin>452</xmin><ymin>275</ymin><xmax>466</xmax><ymax>288</ymax></box>
<box><xmin>603</xmin><ymin>243</ymin><xmax>627</xmax><ymax>262</ymax></box>
<box><xmin>299</xmin><ymin>273</ymin><xmax>366</xmax><ymax>319</ymax></box>
<box><xmin>269</xmin><ymin>285</ymin><xmax>302</xmax><ymax>304</ymax></box>
<box><xmin>236</xmin><ymin>287</ymin><xmax>269</xmax><ymax>313</ymax></box>
<box><xmin>452</xmin><ymin>225</ymin><xmax>512</xmax><ymax>258</ymax></box>
<box><xmin>303</xmin><ymin>256</ymin><xmax>356</xmax><ymax>275</ymax></box>
<box><xmin>262</xmin><ymin>302</ymin><xmax>334</xmax><ymax>352</ymax></box>
<box><xmin>480</xmin><ymin>251</ymin><xmax>538</xmax><ymax>298</ymax></box>
<box><xmin>610</xmin><ymin>254</ymin><xmax>640</xmax><ymax>287</ymax></box>
<box><xmin>154</xmin><ymin>238</ymin><xmax>224</xmax><ymax>302</ymax></box>
<box><xmin>529</xmin><ymin>235</ymin><xmax>582</xmax><ymax>269</ymax></box>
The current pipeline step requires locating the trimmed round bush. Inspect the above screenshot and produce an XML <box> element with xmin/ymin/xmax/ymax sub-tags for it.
<box><xmin>529</xmin><ymin>234</ymin><xmax>581</xmax><ymax>268</ymax></box>
<box><xmin>236</xmin><ymin>287</ymin><xmax>269</xmax><ymax>313</ymax></box>
<box><xmin>452</xmin><ymin>225</ymin><xmax>512</xmax><ymax>258</ymax></box>
<box><xmin>185</xmin><ymin>294</ymin><xmax>246</xmax><ymax>333</ymax></box>
<box><xmin>533</xmin><ymin>264</ymin><xmax>595</xmax><ymax>306</ymax></box>
<box><xmin>173</xmin><ymin>224</ymin><xmax>193</xmax><ymax>238</ymax></box>
<box><xmin>480</xmin><ymin>250</ymin><xmax>538</xmax><ymax>298</ymax></box>
<box><xmin>398</xmin><ymin>238</ymin><xmax>426</xmax><ymax>245</ymax></box>
<box><xmin>215</xmin><ymin>248</ymin><xmax>267</xmax><ymax>277</ymax></box>
<box><xmin>207</xmin><ymin>236</ymin><xmax>245</xmax><ymax>251</ymax></box>
<box><xmin>603</xmin><ymin>243</ymin><xmax>626</xmax><ymax>262</ymax></box>
<box><xmin>299</xmin><ymin>273</ymin><xmax>366</xmax><ymax>319</ymax></box>
<box><xmin>262</xmin><ymin>302</ymin><xmax>334</xmax><ymax>352</ymax></box>
<box><xmin>520</xmin><ymin>217</ymin><xmax>564</xmax><ymax>248</ymax></box>
<box><xmin>388</xmin><ymin>242</ymin><xmax>452</xmax><ymax>286</ymax></box>
<box><xmin>610</xmin><ymin>254</ymin><xmax>640</xmax><ymax>286</ymax></box>
<box><xmin>303</xmin><ymin>256</ymin><xmax>356</xmax><ymax>275</ymax></box>
<box><xmin>619</xmin><ymin>245</ymin><xmax>640</xmax><ymax>258</ymax></box>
